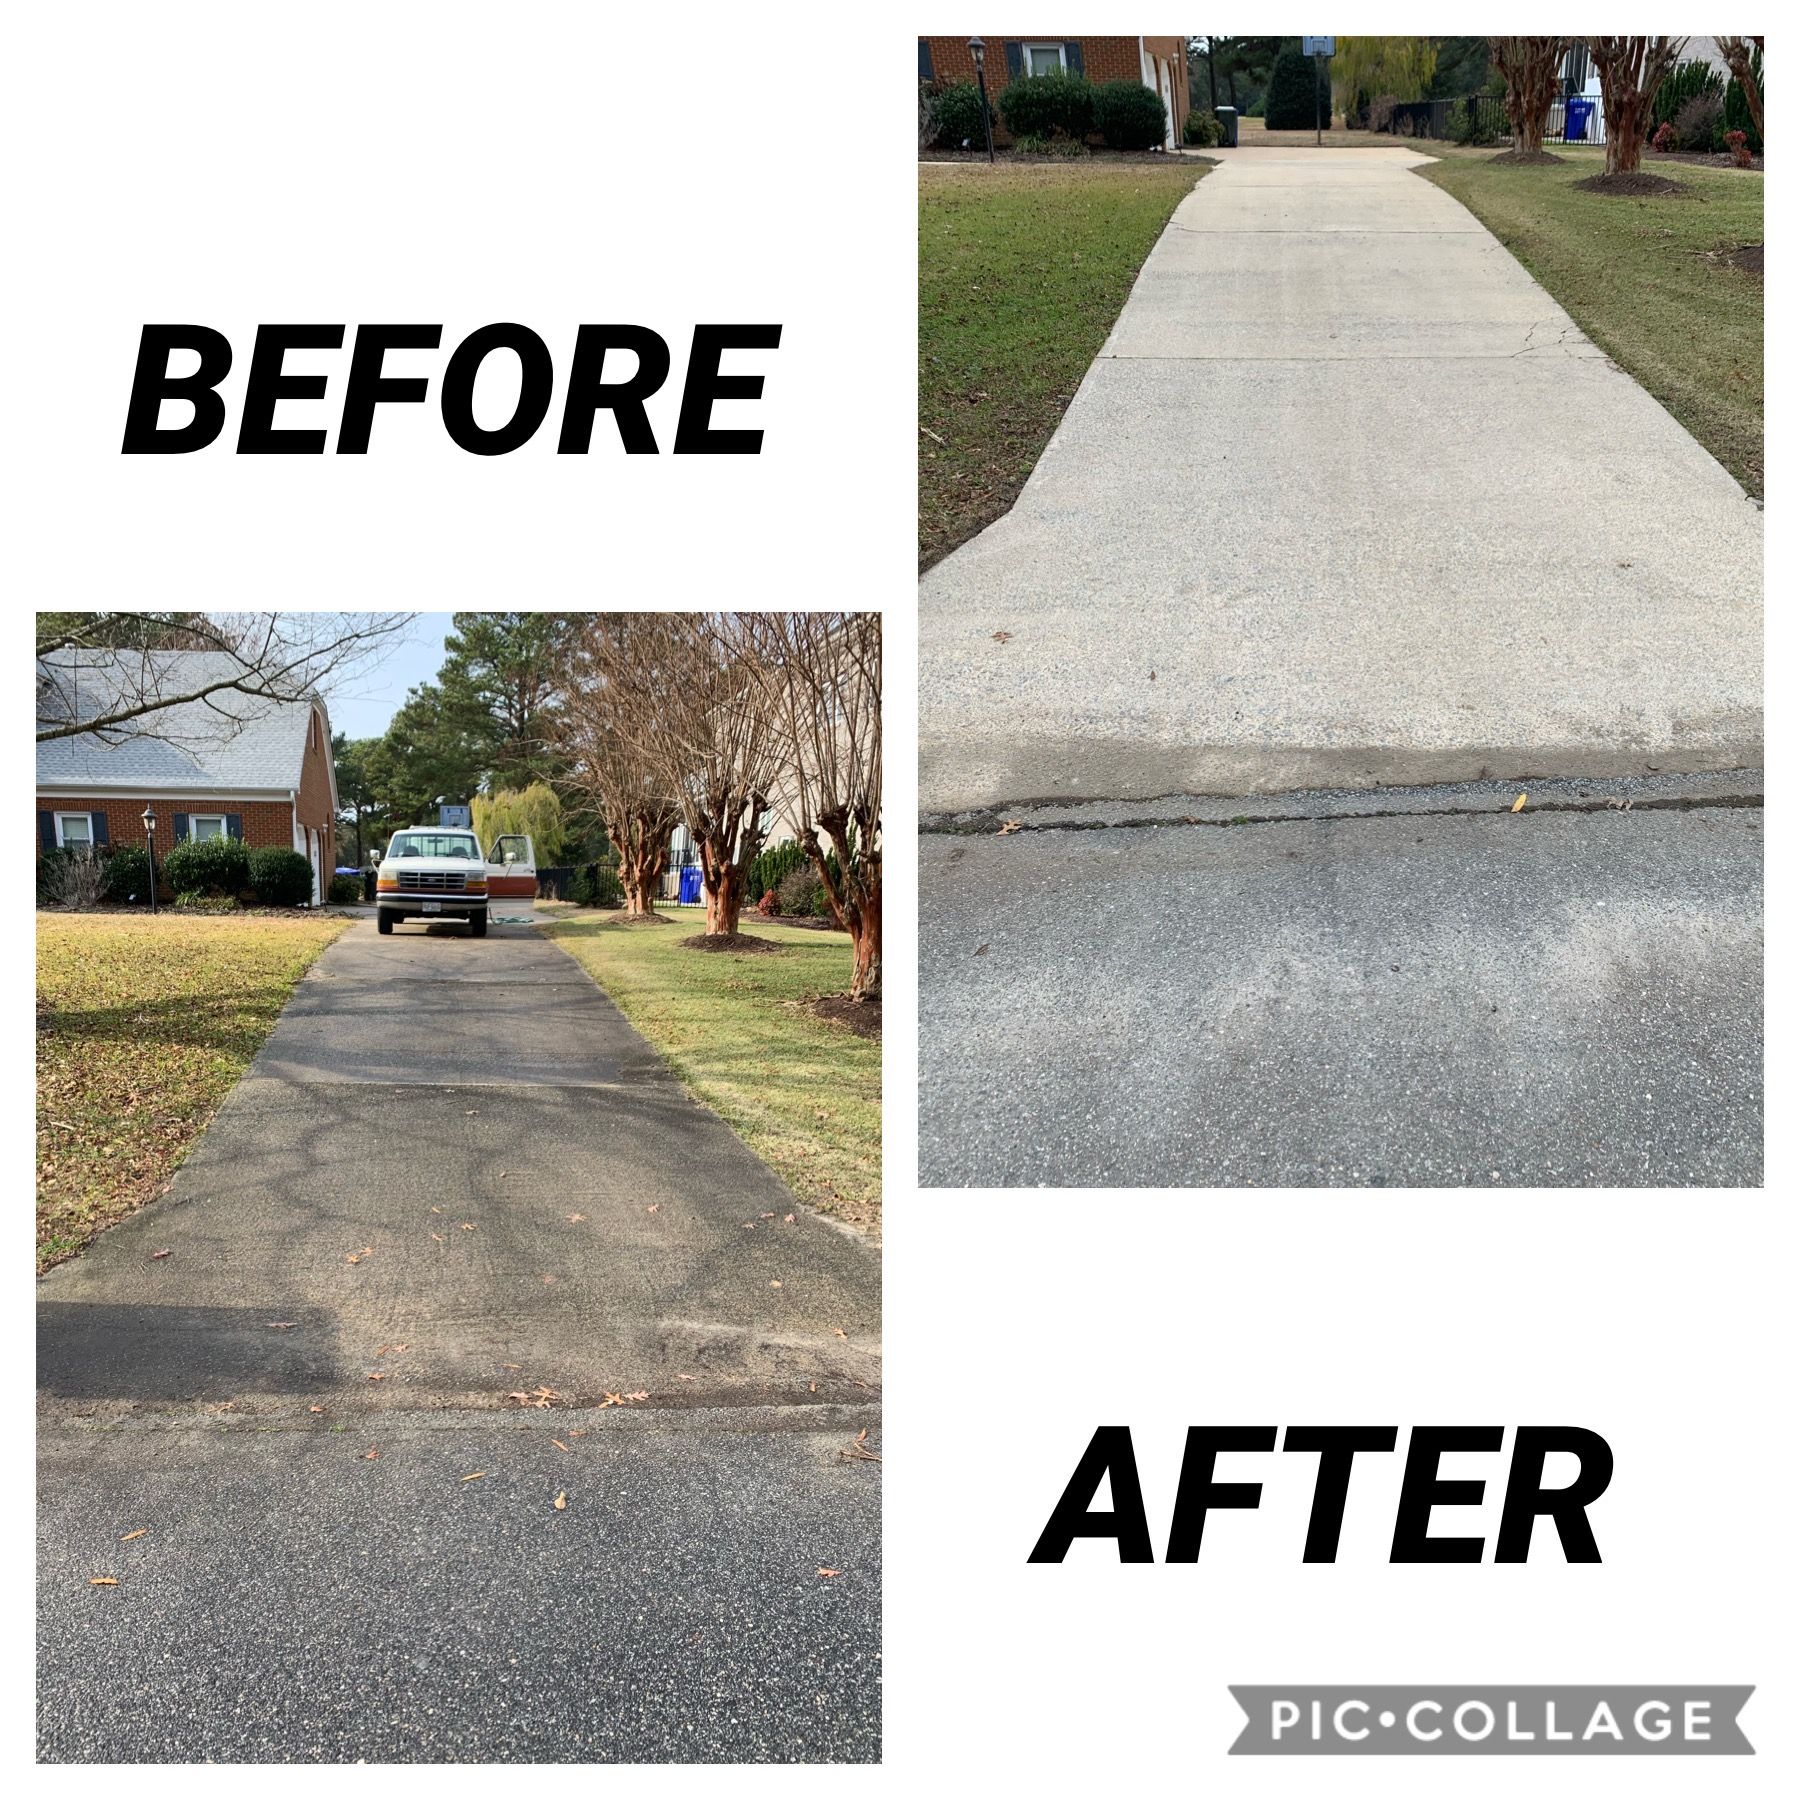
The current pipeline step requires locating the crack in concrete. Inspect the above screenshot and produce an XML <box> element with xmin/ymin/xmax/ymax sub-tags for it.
<box><xmin>922</xmin><ymin>792</ymin><xmax>1763</xmax><ymax>838</ymax></box>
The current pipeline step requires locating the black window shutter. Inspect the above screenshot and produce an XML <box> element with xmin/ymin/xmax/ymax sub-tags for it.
<box><xmin>225</xmin><ymin>813</ymin><xmax>244</xmax><ymax>840</ymax></box>
<box><xmin>1003</xmin><ymin>41</ymin><xmax>1023</xmax><ymax>81</ymax></box>
<box><xmin>38</xmin><ymin>810</ymin><xmax>55</xmax><ymax>851</ymax></box>
<box><xmin>918</xmin><ymin>39</ymin><xmax>932</xmax><ymax>82</ymax></box>
<box><xmin>173</xmin><ymin>812</ymin><xmax>189</xmax><ymax>843</ymax></box>
<box><xmin>1064</xmin><ymin>42</ymin><xmax>1084</xmax><ymax>76</ymax></box>
<box><xmin>90</xmin><ymin>812</ymin><xmax>110</xmax><ymax>847</ymax></box>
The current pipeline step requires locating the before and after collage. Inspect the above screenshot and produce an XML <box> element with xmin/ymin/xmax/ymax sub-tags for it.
<box><xmin>23</xmin><ymin>14</ymin><xmax>1774</xmax><ymax>1782</ymax></box>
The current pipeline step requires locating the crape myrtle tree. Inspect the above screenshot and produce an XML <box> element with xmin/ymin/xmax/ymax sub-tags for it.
<box><xmin>555</xmin><ymin>616</ymin><xmax>682</xmax><ymax>920</ymax></box>
<box><xmin>1488</xmin><ymin>37</ymin><xmax>1570</xmax><ymax>157</ymax></box>
<box><xmin>1588</xmin><ymin>37</ymin><xmax>1687</xmax><ymax>175</ymax></box>
<box><xmin>739</xmin><ymin>612</ymin><xmax>883</xmax><ymax>1002</ymax></box>
<box><xmin>1715</xmin><ymin>36</ymin><xmax>1764</xmax><ymax>147</ymax></box>
<box><xmin>576</xmin><ymin>613</ymin><xmax>779</xmax><ymax>938</ymax></box>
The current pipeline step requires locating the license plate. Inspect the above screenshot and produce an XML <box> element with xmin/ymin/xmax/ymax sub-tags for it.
<box><xmin>421</xmin><ymin>901</ymin><xmax>442</xmax><ymax>914</ymax></box>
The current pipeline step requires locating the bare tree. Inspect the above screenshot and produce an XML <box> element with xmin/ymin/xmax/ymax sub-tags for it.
<box><xmin>1588</xmin><ymin>36</ymin><xmax>1688</xmax><ymax>175</ymax></box>
<box><xmin>739</xmin><ymin>613</ymin><xmax>882</xmax><ymax>1002</ymax></box>
<box><xmin>1489</xmin><ymin>37</ymin><xmax>1570</xmax><ymax>158</ymax></box>
<box><xmin>36</xmin><ymin>612</ymin><xmax>412</xmax><ymax>744</ymax></box>
<box><xmin>1715</xmin><ymin>36</ymin><xmax>1764</xmax><ymax>146</ymax></box>
<box><xmin>555</xmin><ymin>617</ymin><xmax>682</xmax><ymax>919</ymax></box>
<box><xmin>580</xmin><ymin>614</ymin><xmax>778</xmax><ymax>938</ymax></box>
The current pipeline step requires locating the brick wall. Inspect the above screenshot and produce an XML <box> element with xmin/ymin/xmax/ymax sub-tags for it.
<box><xmin>37</xmin><ymin>796</ymin><xmax>297</xmax><ymax>854</ymax></box>
<box><xmin>296</xmin><ymin>705</ymin><xmax>335</xmax><ymax>869</ymax></box>
<box><xmin>920</xmin><ymin>36</ymin><xmax>1189</xmax><ymax>143</ymax></box>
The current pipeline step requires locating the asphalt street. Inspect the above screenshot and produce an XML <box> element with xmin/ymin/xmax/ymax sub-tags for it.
<box><xmin>919</xmin><ymin>775</ymin><xmax>1761</xmax><ymax>1187</ymax></box>
<box><xmin>918</xmin><ymin>147</ymin><xmax>1762</xmax><ymax>810</ymax></box>
<box><xmin>38</xmin><ymin>917</ymin><xmax>881</xmax><ymax>1761</ymax></box>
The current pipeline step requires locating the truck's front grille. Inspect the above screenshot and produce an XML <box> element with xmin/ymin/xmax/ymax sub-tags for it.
<box><xmin>399</xmin><ymin>871</ymin><xmax>467</xmax><ymax>892</ymax></box>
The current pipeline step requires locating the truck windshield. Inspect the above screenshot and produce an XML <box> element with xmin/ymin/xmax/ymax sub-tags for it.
<box><xmin>388</xmin><ymin>834</ymin><xmax>477</xmax><ymax>860</ymax></box>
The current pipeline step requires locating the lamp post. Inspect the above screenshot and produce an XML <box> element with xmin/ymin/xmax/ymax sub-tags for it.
<box><xmin>969</xmin><ymin>37</ymin><xmax>996</xmax><ymax>162</ymax></box>
<box><xmin>141</xmin><ymin>805</ymin><xmax>158</xmax><ymax>916</ymax></box>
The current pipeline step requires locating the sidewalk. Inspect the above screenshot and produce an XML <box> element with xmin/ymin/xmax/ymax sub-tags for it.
<box><xmin>919</xmin><ymin>147</ymin><xmax>1762</xmax><ymax>811</ymax></box>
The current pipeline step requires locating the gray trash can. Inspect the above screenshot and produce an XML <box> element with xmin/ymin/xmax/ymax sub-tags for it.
<box><xmin>1215</xmin><ymin>105</ymin><xmax>1238</xmax><ymax>147</ymax></box>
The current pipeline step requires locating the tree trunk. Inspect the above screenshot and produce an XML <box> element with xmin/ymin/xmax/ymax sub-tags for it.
<box><xmin>1602</xmin><ymin>86</ymin><xmax>1645</xmax><ymax>174</ymax></box>
<box><xmin>847</xmin><ymin>898</ymin><xmax>882</xmax><ymax>1002</ymax></box>
<box><xmin>703</xmin><ymin>860</ymin><xmax>745</xmax><ymax>936</ymax></box>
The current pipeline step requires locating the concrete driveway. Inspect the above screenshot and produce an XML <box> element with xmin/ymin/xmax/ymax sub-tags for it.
<box><xmin>38</xmin><ymin>916</ymin><xmax>880</xmax><ymax>1761</ymax></box>
<box><xmin>919</xmin><ymin>146</ymin><xmax>1762</xmax><ymax>810</ymax></box>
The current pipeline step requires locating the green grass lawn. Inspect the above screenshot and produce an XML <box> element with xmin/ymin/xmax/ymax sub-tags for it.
<box><xmin>1416</xmin><ymin>147</ymin><xmax>1763</xmax><ymax>496</ymax></box>
<box><xmin>919</xmin><ymin>159</ymin><xmax>1212</xmax><ymax>569</ymax></box>
<box><xmin>36</xmin><ymin>912</ymin><xmax>349</xmax><ymax>1270</ymax></box>
<box><xmin>544</xmin><ymin>907</ymin><xmax>881</xmax><ymax>1237</ymax></box>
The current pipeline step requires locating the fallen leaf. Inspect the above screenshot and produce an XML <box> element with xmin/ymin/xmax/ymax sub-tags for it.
<box><xmin>566</xmin><ymin>1213</ymin><xmax>586</xmax><ymax>1224</ymax></box>
<box><xmin>430</xmin><ymin>1232</ymin><xmax>444</xmax><ymax>1243</ymax></box>
<box><xmin>430</xmin><ymin>1206</ymin><xmax>443</xmax><ymax>1214</ymax></box>
<box><xmin>365</xmin><ymin>1372</ymin><xmax>386</xmax><ymax>1382</ymax></box>
<box><xmin>120</xmin><ymin>1529</ymin><xmax>148</xmax><ymax>1542</ymax></box>
<box><xmin>975</xmin><ymin>944</ymin><xmax>989</xmax><ymax>955</ymax></box>
<box><xmin>553</xmin><ymin>1491</ymin><xmax>567</xmax><ymax>1510</ymax></box>
<box><xmin>645</xmin><ymin>1203</ymin><xmax>660</xmax><ymax>1214</ymax></box>
<box><xmin>770</xmin><ymin>1279</ymin><xmax>783</xmax><ymax>1289</ymax></box>
<box><xmin>90</xmin><ymin>1576</ymin><xmax>120</xmax><ymax>1586</ymax></box>
<box><xmin>676</xmin><ymin>1373</ymin><xmax>695</xmax><ymax>1382</ymax></box>
<box><xmin>991</xmin><ymin>630</ymin><xmax>1012</xmax><ymax>643</ymax></box>
<box><xmin>461</xmin><ymin>1471</ymin><xmax>486</xmax><ymax>1482</ymax></box>
<box><xmin>551</xmin><ymin>1438</ymin><xmax>570</xmax><ymax>1451</ymax></box>
<box><xmin>996</xmin><ymin>820</ymin><xmax>1022</xmax><ymax>836</ymax></box>
<box><xmin>623</xmin><ymin>1391</ymin><xmax>648</xmax><ymax>1402</ymax></box>
<box><xmin>834</xmin><ymin>1328</ymin><xmax>848</xmax><ymax>1339</ymax></box>
<box><xmin>817</xmin><ymin>1567</ymin><xmax>841</xmax><ymax>1579</ymax></box>
<box><xmin>267</xmin><ymin>1321</ymin><xmax>297</xmax><ymax>1331</ymax></box>
<box><xmin>1512</xmin><ymin>792</ymin><xmax>1528</xmax><ymax>813</ymax></box>
<box><xmin>742</xmin><ymin>1221</ymin><xmax>756</xmax><ymax>1230</ymax></box>
<box><xmin>363</xmin><ymin>1447</ymin><xmax>380</xmax><ymax>1460</ymax></box>
<box><xmin>346</xmin><ymin>1253</ymin><xmax>363</xmax><ymax>1265</ymax></box>
<box><xmin>502</xmin><ymin>1363</ymin><xmax>522</xmax><ymax>1371</ymax></box>
<box><xmin>459</xmin><ymin>1222</ymin><xmax>476</xmax><ymax>1231</ymax></box>
<box><xmin>308</xmin><ymin>1405</ymin><xmax>325</xmax><ymax>1414</ymax></box>
<box><xmin>784</xmin><ymin>1214</ymin><xmax>795</xmax><ymax>1224</ymax></box>
<box><xmin>150</xmin><ymin>1250</ymin><xmax>171</xmax><ymax>1261</ymax></box>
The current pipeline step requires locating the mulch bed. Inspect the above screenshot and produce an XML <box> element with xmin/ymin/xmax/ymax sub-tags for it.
<box><xmin>1719</xmin><ymin>242</ymin><xmax>1763</xmax><ymax>279</ymax></box>
<box><xmin>754</xmin><ymin>912</ymin><xmax>843</xmax><ymax>932</ymax></box>
<box><xmin>680</xmin><ymin>932</ymin><xmax>783</xmax><ymax>954</ymax></box>
<box><xmin>1486</xmin><ymin>149</ymin><xmax>1565</xmax><ymax>165</ymax></box>
<box><xmin>813</xmin><ymin>995</ymin><xmax>881</xmax><ymax>1040</ymax></box>
<box><xmin>1653</xmin><ymin>150</ymin><xmax>1764</xmax><ymax>171</ymax></box>
<box><xmin>1573</xmin><ymin>171</ymin><xmax>1691</xmax><ymax>198</ymax></box>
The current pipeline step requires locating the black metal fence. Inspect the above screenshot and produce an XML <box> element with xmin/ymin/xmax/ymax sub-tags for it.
<box><xmin>1382</xmin><ymin>92</ymin><xmax>1606</xmax><ymax>147</ymax></box>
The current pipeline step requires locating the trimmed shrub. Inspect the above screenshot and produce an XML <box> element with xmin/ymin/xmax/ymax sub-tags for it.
<box><xmin>749</xmin><ymin>839</ymin><xmax>807</xmax><ymax>903</ymax></box>
<box><xmin>998</xmin><ymin>70</ymin><xmax>1094</xmax><ymax>142</ymax></box>
<box><xmin>1093</xmin><ymin>80</ymin><xmax>1167</xmax><ymax>151</ymax></box>
<box><xmin>161</xmin><ymin>833</ymin><xmax>249</xmax><ymax>899</ymax></box>
<box><xmin>930</xmin><ymin>80</ymin><xmax>989</xmax><ymax>149</ymax></box>
<box><xmin>1725</xmin><ymin>129</ymin><xmax>1753</xmax><ymax>168</ymax></box>
<box><xmin>102</xmin><ymin>845</ymin><xmax>154</xmax><ymax>905</ymax></box>
<box><xmin>776</xmin><ymin>865</ymin><xmax>825</xmax><ymax>918</ymax></box>
<box><xmin>1652</xmin><ymin>59</ymin><xmax>1723</xmax><ymax>133</ymax></box>
<box><xmin>327</xmin><ymin>873</ymin><xmax>363</xmax><ymax>905</ymax></box>
<box><xmin>1183</xmin><ymin>108</ymin><xmax>1222</xmax><ymax>147</ymax></box>
<box><xmin>1670</xmin><ymin>90</ymin><xmax>1723</xmax><ymax>154</ymax></box>
<box><xmin>1651</xmin><ymin>120</ymin><xmax>1675</xmax><ymax>153</ymax></box>
<box><xmin>1264</xmin><ymin>49</ymin><xmax>1331</xmax><ymax>131</ymax></box>
<box><xmin>756</xmin><ymin>889</ymin><xmax>780</xmax><ymax>917</ymax></box>
<box><xmin>247</xmin><ymin>845</ymin><xmax>314</xmax><ymax>907</ymax></box>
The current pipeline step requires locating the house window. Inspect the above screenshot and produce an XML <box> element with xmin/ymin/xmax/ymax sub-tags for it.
<box><xmin>54</xmin><ymin>812</ymin><xmax>94</xmax><ymax>850</ymax></box>
<box><xmin>190</xmin><ymin>814</ymin><xmax>228</xmax><ymax>842</ymax></box>
<box><xmin>1024</xmin><ymin>42</ymin><xmax>1066</xmax><ymax>78</ymax></box>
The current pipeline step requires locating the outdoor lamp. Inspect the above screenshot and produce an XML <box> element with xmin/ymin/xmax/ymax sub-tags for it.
<box><xmin>968</xmin><ymin>37</ymin><xmax>996</xmax><ymax>162</ymax></box>
<box><xmin>141</xmin><ymin>805</ymin><xmax>159</xmax><ymax>915</ymax></box>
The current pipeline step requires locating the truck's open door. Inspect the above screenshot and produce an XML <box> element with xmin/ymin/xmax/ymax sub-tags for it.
<box><xmin>486</xmin><ymin>833</ymin><xmax>537</xmax><ymax>902</ymax></box>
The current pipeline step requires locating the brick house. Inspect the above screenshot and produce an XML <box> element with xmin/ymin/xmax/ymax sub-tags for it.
<box><xmin>919</xmin><ymin>35</ymin><xmax>1190</xmax><ymax>148</ymax></box>
<box><xmin>36</xmin><ymin>650</ymin><xmax>338</xmax><ymax>902</ymax></box>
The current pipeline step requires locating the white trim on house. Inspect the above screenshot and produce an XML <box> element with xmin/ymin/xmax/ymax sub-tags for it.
<box><xmin>52</xmin><ymin>811</ymin><xmax>95</xmax><ymax>850</ymax></box>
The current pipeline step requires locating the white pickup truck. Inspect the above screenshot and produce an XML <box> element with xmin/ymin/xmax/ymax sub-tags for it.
<box><xmin>374</xmin><ymin>829</ymin><xmax>537</xmax><ymax>937</ymax></box>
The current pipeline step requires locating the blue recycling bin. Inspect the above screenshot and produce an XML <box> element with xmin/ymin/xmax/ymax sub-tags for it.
<box><xmin>1564</xmin><ymin>97</ymin><xmax>1592</xmax><ymax>143</ymax></box>
<box><xmin>678</xmin><ymin>865</ymin><xmax>702</xmax><ymax>905</ymax></box>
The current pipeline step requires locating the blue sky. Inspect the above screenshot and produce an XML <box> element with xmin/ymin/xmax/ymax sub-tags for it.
<box><xmin>325</xmin><ymin>612</ymin><xmax>452</xmax><ymax>740</ymax></box>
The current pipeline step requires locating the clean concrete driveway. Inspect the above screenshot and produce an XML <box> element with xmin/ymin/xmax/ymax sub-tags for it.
<box><xmin>919</xmin><ymin>147</ymin><xmax>1762</xmax><ymax>810</ymax></box>
<box><xmin>39</xmin><ymin>917</ymin><xmax>880</xmax><ymax>1762</ymax></box>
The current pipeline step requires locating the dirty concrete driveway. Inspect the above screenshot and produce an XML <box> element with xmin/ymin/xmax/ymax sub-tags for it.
<box><xmin>38</xmin><ymin>914</ymin><xmax>881</xmax><ymax>1762</ymax></box>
